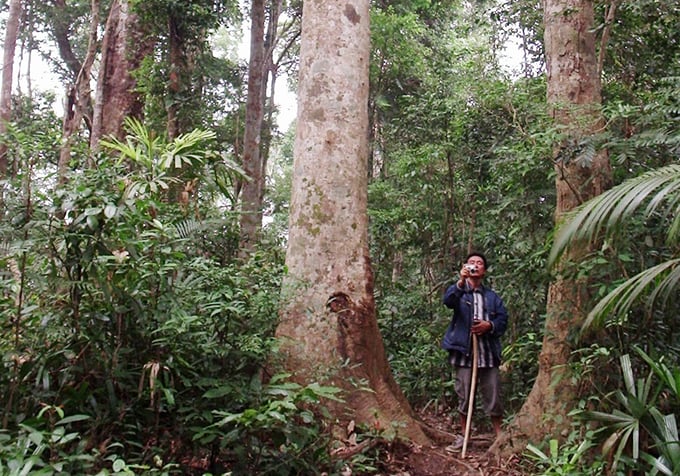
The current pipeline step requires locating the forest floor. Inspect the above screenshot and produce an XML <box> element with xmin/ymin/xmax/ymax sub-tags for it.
<box><xmin>374</xmin><ymin>409</ymin><xmax>526</xmax><ymax>476</ymax></box>
<box><xmin>182</xmin><ymin>407</ymin><xmax>527</xmax><ymax>475</ymax></box>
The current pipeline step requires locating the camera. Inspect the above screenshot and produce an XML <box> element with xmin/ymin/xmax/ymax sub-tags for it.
<box><xmin>464</xmin><ymin>264</ymin><xmax>479</xmax><ymax>275</ymax></box>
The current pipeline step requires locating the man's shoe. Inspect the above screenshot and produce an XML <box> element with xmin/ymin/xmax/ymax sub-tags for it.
<box><xmin>445</xmin><ymin>435</ymin><xmax>464</xmax><ymax>453</ymax></box>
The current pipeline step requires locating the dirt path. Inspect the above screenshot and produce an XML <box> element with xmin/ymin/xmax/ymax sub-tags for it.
<box><xmin>378</xmin><ymin>410</ymin><xmax>526</xmax><ymax>475</ymax></box>
<box><xmin>384</xmin><ymin>435</ymin><xmax>524</xmax><ymax>476</ymax></box>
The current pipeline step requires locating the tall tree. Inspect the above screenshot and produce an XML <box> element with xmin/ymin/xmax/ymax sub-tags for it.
<box><xmin>0</xmin><ymin>0</ymin><xmax>23</xmax><ymax>177</ymax></box>
<box><xmin>238</xmin><ymin>0</ymin><xmax>267</xmax><ymax>252</ymax></box>
<box><xmin>58</xmin><ymin>0</ymin><xmax>99</xmax><ymax>180</ymax></box>
<box><xmin>147</xmin><ymin>0</ymin><xmax>234</xmax><ymax>139</ymax></box>
<box><xmin>492</xmin><ymin>0</ymin><xmax>612</xmax><ymax>455</ymax></box>
<box><xmin>257</xmin><ymin>0</ymin><xmax>284</xmax><ymax>219</ymax></box>
<box><xmin>166</xmin><ymin>10</ymin><xmax>188</xmax><ymax>140</ymax></box>
<box><xmin>276</xmin><ymin>0</ymin><xmax>427</xmax><ymax>443</ymax></box>
<box><xmin>90</xmin><ymin>0</ymin><xmax>155</xmax><ymax>148</ymax></box>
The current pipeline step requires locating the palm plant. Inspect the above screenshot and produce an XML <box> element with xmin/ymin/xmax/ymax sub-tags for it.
<box><xmin>549</xmin><ymin>163</ymin><xmax>680</xmax><ymax>329</ymax></box>
<box><xmin>99</xmin><ymin>117</ymin><xmax>246</xmax><ymax>204</ymax></box>
<box><xmin>636</xmin><ymin>346</ymin><xmax>680</xmax><ymax>475</ymax></box>
<box><xmin>100</xmin><ymin>117</ymin><xmax>216</xmax><ymax>200</ymax></box>
<box><xmin>582</xmin><ymin>354</ymin><xmax>657</xmax><ymax>473</ymax></box>
<box><xmin>581</xmin><ymin>350</ymin><xmax>680</xmax><ymax>475</ymax></box>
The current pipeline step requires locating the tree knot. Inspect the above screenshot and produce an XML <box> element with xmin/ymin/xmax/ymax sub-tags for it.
<box><xmin>327</xmin><ymin>292</ymin><xmax>352</xmax><ymax>317</ymax></box>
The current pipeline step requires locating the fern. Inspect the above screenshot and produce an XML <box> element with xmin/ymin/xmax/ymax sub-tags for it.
<box><xmin>173</xmin><ymin>219</ymin><xmax>203</xmax><ymax>239</ymax></box>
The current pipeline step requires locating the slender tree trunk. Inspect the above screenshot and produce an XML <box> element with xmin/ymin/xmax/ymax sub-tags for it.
<box><xmin>0</xmin><ymin>0</ymin><xmax>22</xmax><ymax>177</ymax></box>
<box><xmin>91</xmin><ymin>0</ymin><xmax>154</xmax><ymax>149</ymax></box>
<box><xmin>239</xmin><ymin>0</ymin><xmax>267</xmax><ymax>253</ymax></box>
<box><xmin>491</xmin><ymin>0</ymin><xmax>612</xmax><ymax>457</ymax></box>
<box><xmin>276</xmin><ymin>0</ymin><xmax>428</xmax><ymax>444</ymax></box>
<box><xmin>164</xmin><ymin>12</ymin><xmax>202</xmax><ymax>203</ymax></box>
<box><xmin>52</xmin><ymin>0</ymin><xmax>84</xmax><ymax>78</ymax></box>
<box><xmin>58</xmin><ymin>0</ymin><xmax>100</xmax><ymax>181</ymax></box>
<box><xmin>258</xmin><ymin>0</ymin><xmax>282</xmax><ymax>211</ymax></box>
<box><xmin>18</xmin><ymin>1</ymin><xmax>34</xmax><ymax>100</ymax></box>
<box><xmin>166</xmin><ymin>15</ymin><xmax>183</xmax><ymax>141</ymax></box>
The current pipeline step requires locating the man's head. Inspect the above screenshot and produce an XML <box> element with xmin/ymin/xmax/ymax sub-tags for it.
<box><xmin>465</xmin><ymin>252</ymin><xmax>487</xmax><ymax>278</ymax></box>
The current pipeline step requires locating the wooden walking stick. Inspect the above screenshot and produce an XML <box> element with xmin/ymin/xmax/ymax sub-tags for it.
<box><xmin>461</xmin><ymin>333</ymin><xmax>478</xmax><ymax>458</ymax></box>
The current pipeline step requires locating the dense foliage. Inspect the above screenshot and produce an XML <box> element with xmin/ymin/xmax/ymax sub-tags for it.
<box><xmin>0</xmin><ymin>118</ymin><xmax>289</xmax><ymax>473</ymax></box>
<box><xmin>1</xmin><ymin>0</ymin><xmax>679</xmax><ymax>474</ymax></box>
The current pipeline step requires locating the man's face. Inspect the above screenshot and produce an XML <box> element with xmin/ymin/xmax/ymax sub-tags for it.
<box><xmin>466</xmin><ymin>256</ymin><xmax>486</xmax><ymax>277</ymax></box>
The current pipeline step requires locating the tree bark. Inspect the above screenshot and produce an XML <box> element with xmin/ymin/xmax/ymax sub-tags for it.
<box><xmin>0</xmin><ymin>0</ymin><xmax>22</xmax><ymax>177</ymax></box>
<box><xmin>163</xmin><ymin>10</ymin><xmax>203</xmax><ymax>203</ymax></box>
<box><xmin>52</xmin><ymin>0</ymin><xmax>85</xmax><ymax>78</ymax></box>
<box><xmin>58</xmin><ymin>0</ymin><xmax>99</xmax><ymax>181</ymax></box>
<box><xmin>91</xmin><ymin>0</ymin><xmax>155</xmax><ymax>149</ymax></box>
<box><xmin>276</xmin><ymin>0</ymin><xmax>428</xmax><ymax>444</ymax></box>
<box><xmin>166</xmin><ymin>14</ymin><xmax>183</xmax><ymax>141</ymax></box>
<box><xmin>238</xmin><ymin>0</ymin><xmax>268</xmax><ymax>253</ymax></box>
<box><xmin>258</xmin><ymin>0</ymin><xmax>282</xmax><ymax>213</ymax></box>
<box><xmin>491</xmin><ymin>0</ymin><xmax>612</xmax><ymax>457</ymax></box>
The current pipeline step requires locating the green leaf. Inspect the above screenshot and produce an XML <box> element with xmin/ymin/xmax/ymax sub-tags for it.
<box><xmin>57</xmin><ymin>414</ymin><xmax>91</xmax><ymax>425</ymax></box>
<box><xmin>104</xmin><ymin>204</ymin><xmax>117</xmax><ymax>219</ymax></box>
<box><xmin>85</xmin><ymin>207</ymin><xmax>102</xmax><ymax>216</ymax></box>
<box><xmin>28</xmin><ymin>431</ymin><xmax>44</xmax><ymax>446</ymax></box>
<box><xmin>112</xmin><ymin>458</ymin><xmax>127</xmax><ymax>472</ymax></box>
<box><xmin>203</xmin><ymin>386</ymin><xmax>233</xmax><ymax>399</ymax></box>
<box><xmin>162</xmin><ymin>388</ymin><xmax>175</xmax><ymax>406</ymax></box>
<box><xmin>526</xmin><ymin>442</ymin><xmax>549</xmax><ymax>459</ymax></box>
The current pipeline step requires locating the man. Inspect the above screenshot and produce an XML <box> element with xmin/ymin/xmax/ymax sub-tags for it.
<box><xmin>441</xmin><ymin>252</ymin><xmax>508</xmax><ymax>451</ymax></box>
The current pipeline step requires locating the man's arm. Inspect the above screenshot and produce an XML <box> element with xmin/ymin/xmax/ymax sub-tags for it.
<box><xmin>442</xmin><ymin>282</ymin><xmax>464</xmax><ymax>308</ymax></box>
<box><xmin>488</xmin><ymin>294</ymin><xmax>508</xmax><ymax>336</ymax></box>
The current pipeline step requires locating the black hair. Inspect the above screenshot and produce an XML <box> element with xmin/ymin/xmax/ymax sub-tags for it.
<box><xmin>465</xmin><ymin>251</ymin><xmax>488</xmax><ymax>269</ymax></box>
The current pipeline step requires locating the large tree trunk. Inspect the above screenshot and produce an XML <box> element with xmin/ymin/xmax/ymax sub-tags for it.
<box><xmin>238</xmin><ymin>0</ymin><xmax>268</xmax><ymax>253</ymax></box>
<box><xmin>0</xmin><ymin>0</ymin><xmax>22</xmax><ymax>177</ymax></box>
<box><xmin>491</xmin><ymin>0</ymin><xmax>612</xmax><ymax>457</ymax></box>
<box><xmin>276</xmin><ymin>0</ymin><xmax>428</xmax><ymax>444</ymax></box>
<box><xmin>90</xmin><ymin>0</ymin><xmax>154</xmax><ymax>148</ymax></box>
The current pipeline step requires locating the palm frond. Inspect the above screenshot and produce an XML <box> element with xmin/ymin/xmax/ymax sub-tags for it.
<box><xmin>100</xmin><ymin>118</ymin><xmax>161</xmax><ymax>168</ymax></box>
<box><xmin>212</xmin><ymin>157</ymin><xmax>250</xmax><ymax>203</ymax></box>
<box><xmin>550</xmin><ymin>164</ymin><xmax>680</xmax><ymax>265</ymax></box>
<box><xmin>633</xmin><ymin>345</ymin><xmax>680</xmax><ymax>399</ymax></box>
<box><xmin>582</xmin><ymin>259</ymin><xmax>680</xmax><ymax>331</ymax></box>
<box><xmin>161</xmin><ymin>129</ymin><xmax>216</xmax><ymax>170</ymax></box>
<box><xmin>646</xmin><ymin>409</ymin><xmax>680</xmax><ymax>476</ymax></box>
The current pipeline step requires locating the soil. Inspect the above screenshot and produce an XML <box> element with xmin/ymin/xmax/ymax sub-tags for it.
<box><xmin>360</xmin><ymin>410</ymin><xmax>526</xmax><ymax>476</ymax></box>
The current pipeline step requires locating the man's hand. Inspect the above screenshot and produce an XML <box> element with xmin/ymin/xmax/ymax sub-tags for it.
<box><xmin>457</xmin><ymin>266</ymin><xmax>472</xmax><ymax>287</ymax></box>
<box><xmin>471</xmin><ymin>319</ymin><xmax>492</xmax><ymax>335</ymax></box>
